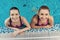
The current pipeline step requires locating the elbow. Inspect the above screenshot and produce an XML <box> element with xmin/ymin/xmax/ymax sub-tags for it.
<box><xmin>30</xmin><ymin>24</ymin><xmax>34</xmax><ymax>28</ymax></box>
<box><xmin>30</xmin><ymin>24</ymin><xmax>36</xmax><ymax>28</ymax></box>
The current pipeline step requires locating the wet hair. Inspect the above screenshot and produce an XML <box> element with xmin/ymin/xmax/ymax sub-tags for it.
<box><xmin>38</xmin><ymin>6</ymin><xmax>50</xmax><ymax>13</ymax></box>
<box><xmin>10</xmin><ymin>7</ymin><xmax>20</xmax><ymax>13</ymax></box>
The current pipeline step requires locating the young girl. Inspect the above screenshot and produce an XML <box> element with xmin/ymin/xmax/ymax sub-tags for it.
<box><xmin>31</xmin><ymin>6</ymin><xmax>54</xmax><ymax>28</ymax></box>
<box><xmin>5</xmin><ymin>7</ymin><xmax>31</xmax><ymax>37</ymax></box>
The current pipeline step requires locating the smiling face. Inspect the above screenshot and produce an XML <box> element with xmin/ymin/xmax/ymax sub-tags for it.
<box><xmin>10</xmin><ymin>9</ymin><xmax>20</xmax><ymax>22</ymax></box>
<box><xmin>38</xmin><ymin>9</ymin><xmax>49</xmax><ymax>20</ymax></box>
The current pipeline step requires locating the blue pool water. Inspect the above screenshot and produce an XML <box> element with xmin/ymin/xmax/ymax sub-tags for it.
<box><xmin>0</xmin><ymin>0</ymin><xmax>60</xmax><ymax>33</ymax></box>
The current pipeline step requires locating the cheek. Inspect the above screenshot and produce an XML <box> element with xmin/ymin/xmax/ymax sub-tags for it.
<box><xmin>10</xmin><ymin>16</ymin><xmax>13</xmax><ymax>18</ymax></box>
<box><xmin>39</xmin><ymin>15</ymin><xmax>43</xmax><ymax>17</ymax></box>
<box><xmin>39</xmin><ymin>16</ymin><xmax>44</xmax><ymax>19</ymax></box>
<box><xmin>10</xmin><ymin>16</ymin><xmax>15</xmax><ymax>20</ymax></box>
<box><xmin>16</xmin><ymin>16</ymin><xmax>19</xmax><ymax>18</ymax></box>
<box><xmin>46</xmin><ymin>16</ymin><xmax>49</xmax><ymax>18</ymax></box>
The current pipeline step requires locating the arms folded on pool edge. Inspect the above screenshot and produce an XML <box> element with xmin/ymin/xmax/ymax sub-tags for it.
<box><xmin>4</xmin><ymin>16</ymin><xmax>54</xmax><ymax>29</ymax></box>
<box><xmin>30</xmin><ymin>16</ymin><xmax>54</xmax><ymax>29</ymax></box>
<box><xmin>4</xmin><ymin>17</ymin><xmax>31</xmax><ymax>32</ymax></box>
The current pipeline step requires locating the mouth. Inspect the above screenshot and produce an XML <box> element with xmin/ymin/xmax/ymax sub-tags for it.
<box><xmin>40</xmin><ymin>17</ymin><xmax>47</xmax><ymax>19</ymax></box>
<box><xmin>13</xmin><ymin>18</ymin><xmax>17</xmax><ymax>20</ymax></box>
<box><xmin>12</xmin><ymin>18</ymin><xmax>19</xmax><ymax>20</ymax></box>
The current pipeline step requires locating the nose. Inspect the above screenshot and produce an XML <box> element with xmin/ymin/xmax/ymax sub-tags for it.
<box><xmin>13</xmin><ymin>15</ymin><xmax>16</xmax><ymax>18</ymax></box>
<box><xmin>43</xmin><ymin>15</ymin><xmax>46</xmax><ymax>19</ymax></box>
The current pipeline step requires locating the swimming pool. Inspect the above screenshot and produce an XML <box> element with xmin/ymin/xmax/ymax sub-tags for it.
<box><xmin>0</xmin><ymin>0</ymin><xmax>60</xmax><ymax>33</ymax></box>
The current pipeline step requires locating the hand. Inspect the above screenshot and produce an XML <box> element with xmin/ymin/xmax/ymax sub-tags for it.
<box><xmin>44</xmin><ymin>25</ymin><xmax>52</xmax><ymax>28</ymax></box>
<box><xmin>12</xmin><ymin>31</ymin><xmax>20</xmax><ymax>37</ymax></box>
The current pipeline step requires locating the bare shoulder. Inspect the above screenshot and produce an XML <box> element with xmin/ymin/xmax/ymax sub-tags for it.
<box><xmin>32</xmin><ymin>15</ymin><xmax>37</xmax><ymax>23</ymax></box>
<box><xmin>5</xmin><ymin>17</ymin><xmax>10</xmax><ymax>25</ymax></box>
<box><xmin>49</xmin><ymin>16</ymin><xmax>54</xmax><ymax>20</ymax></box>
<box><xmin>21</xmin><ymin>16</ymin><xmax>26</xmax><ymax>20</ymax></box>
<box><xmin>21</xmin><ymin>16</ymin><xmax>25</xmax><ymax>19</ymax></box>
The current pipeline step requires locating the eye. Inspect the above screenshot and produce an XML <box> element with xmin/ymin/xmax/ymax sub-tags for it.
<box><xmin>45</xmin><ymin>14</ymin><xmax>48</xmax><ymax>16</ymax></box>
<box><xmin>16</xmin><ymin>14</ymin><xmax>18</xmax><ymax>15</ymax></box>
<box><xmin>41</xmin><ymin>13</ymin><xmax>43</xmax><ymax>15</ymax></box>
<box><xmin>11</xmin><ymin>14</ymin><xmax>14</xmax><ymax>16</ymax></box>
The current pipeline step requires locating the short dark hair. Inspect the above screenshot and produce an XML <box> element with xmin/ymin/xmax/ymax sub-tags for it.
<box><xmin>10</xmin><ymin>7</ymin><xmax>19</xmax><ymax>12</ymax></box>
<box><xmin>38</xmin><ymin>6</ymin><xmax>50</xmax><ymax>13</ymax></box>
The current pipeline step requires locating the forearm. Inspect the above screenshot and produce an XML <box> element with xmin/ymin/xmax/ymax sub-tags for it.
<box><xmin>5</xmin><ymin>24</ymin><xmax>20</xmax><ymax>31</ymax></box>
<box><xmin>18</xmin><ymin>27</ymin><xmax>31</xmax><ymax>32</ymax></box>
<box><xmin>31</xmin><ymin>25</ymin><xmax>43</xmax><ymax>28</ymax></box>
<box><xmin>7</xmin><ymin>27</ymin><xmax>20</xmax><ymax>31</ymax></box>
<box><xmin>44</xmin><ymin>25</ymin><xmax>52</xmax><ymax>28</ymax></box>
<box><xmin>32</xmin><ymin>25</ymin><xmax>52</xmax><ymax>28</ymax></box>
